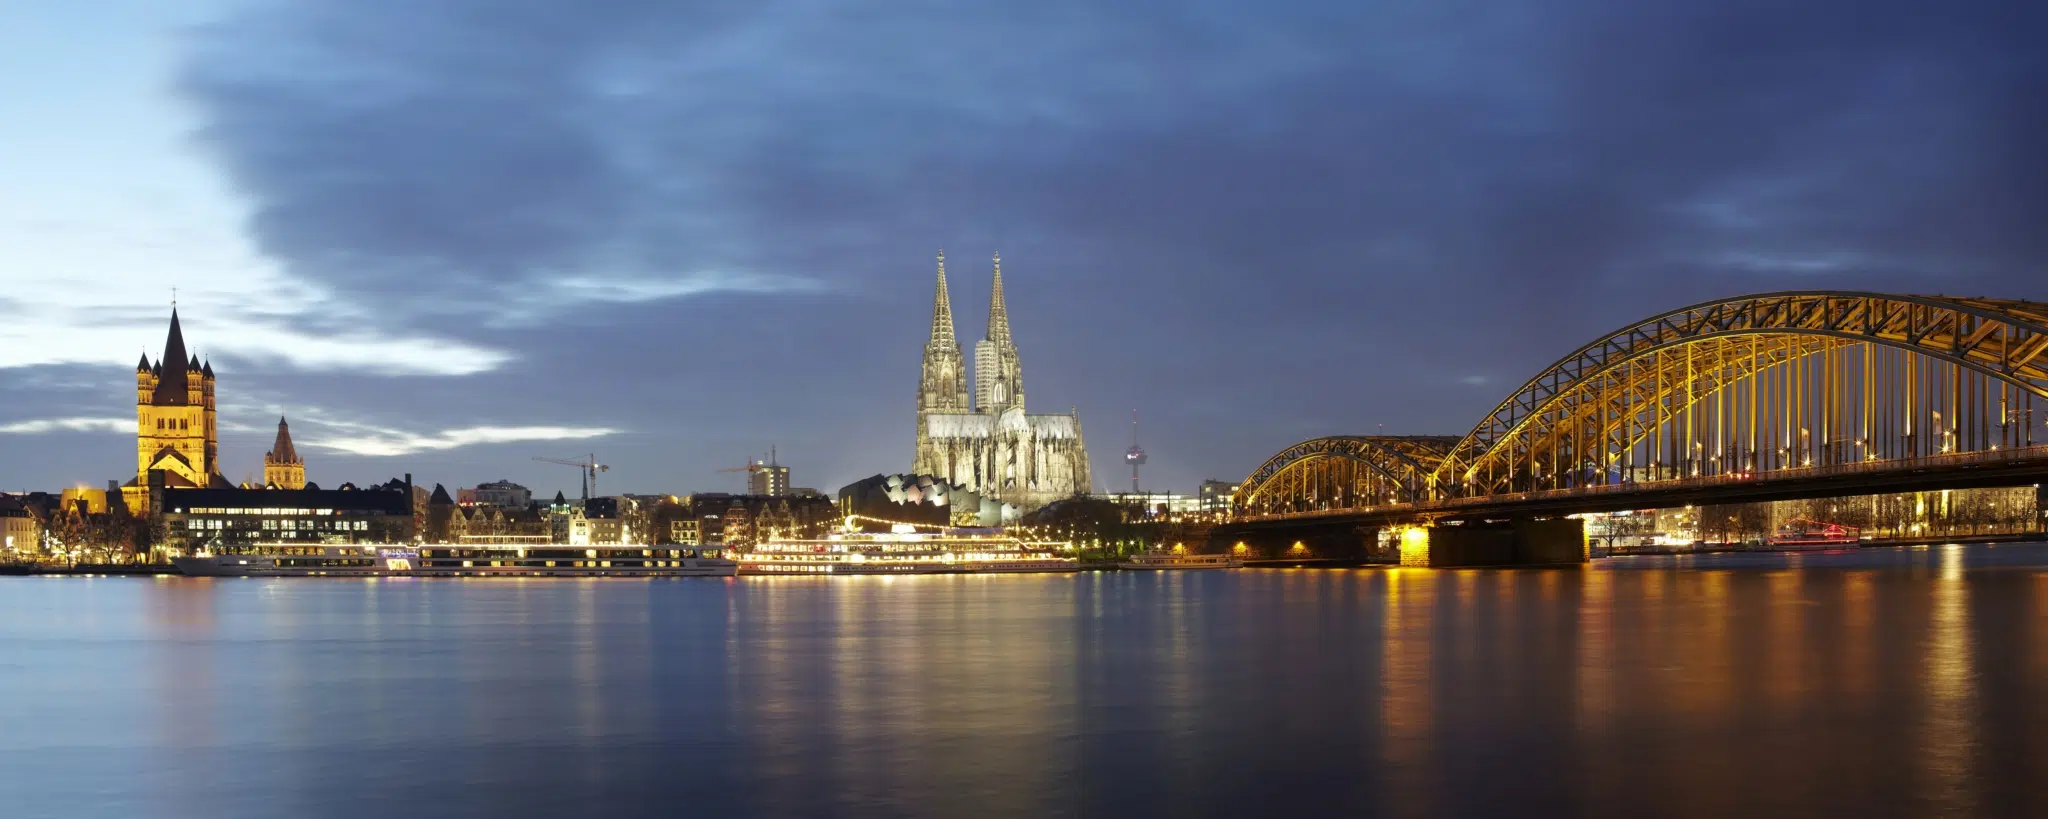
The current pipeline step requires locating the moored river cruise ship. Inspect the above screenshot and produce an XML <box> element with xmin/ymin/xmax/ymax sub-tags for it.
<box><xmin>415</xmin><ymin>542</ymin><xmax>737</xmax><ymax>577</ymax></box>
<box><xmin>741</xmin><ymin>527</ymin><xmax>1080</xmax><ymax>575</ymax></box>
<box><xmin>174</xmin><ymin>541</ymin><xmax>737</xmax><ymax>577</ymax></box>
<box><xmin>174</xmin><ymin>544</ymin><xmax>421</xmax><ymax>577</ymax></box>
<box><xmin>1118</xmin><ymin>550</ymin><xmax>1244</xmax><ymax>570</ymax></box>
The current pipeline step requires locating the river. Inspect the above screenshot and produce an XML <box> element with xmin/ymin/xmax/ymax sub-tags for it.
<box><xmin>4</xmin><ymin>542</ymin><xmax>2046</xmax><ymax>818</ymax></box>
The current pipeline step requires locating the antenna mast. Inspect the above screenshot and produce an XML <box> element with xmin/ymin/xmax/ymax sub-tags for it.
<box><xmin>1123</xmin><ymin>408</ymin><xmax>1147</xmax><ymax>494</ymax></box>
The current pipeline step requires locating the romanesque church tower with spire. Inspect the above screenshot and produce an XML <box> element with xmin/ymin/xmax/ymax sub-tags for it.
<box><xmin>126</xmin><ymin>307</ymin><xmax>229</xmax><ymax>510</ymax></box>
<box><xmin>913</xmin><ymin>252</ymin><xmax>1090</xmax><ymax>514</ymax></box>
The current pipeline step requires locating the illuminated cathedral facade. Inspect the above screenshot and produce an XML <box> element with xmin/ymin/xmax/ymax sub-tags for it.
<box><xmin>913</xmin><ymin>252</ymin><xmax>1091</xmax><ymax>512</ymax></box>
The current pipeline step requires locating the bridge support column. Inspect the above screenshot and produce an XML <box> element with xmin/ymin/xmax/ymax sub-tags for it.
<box><xmin>1400</xmin><ymin>519</ymin><xmax>1586</xmax><ymax>568</ymax></box>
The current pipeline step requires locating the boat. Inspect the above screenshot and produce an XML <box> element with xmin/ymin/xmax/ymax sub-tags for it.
<box><xmin>741</xmin><ymin>526</ymin><xmax>1079</xmax><ymax>575</ymax></box>
<box><xmin>174</xmin><ymin>542</ymin><xmax>738</xmax><ymax>578</ymax></box>
<box><xmin>173</xmin><ymin>543</ymin><xmax>420</xmax><ymax>577</ymax></box>
<box><xmin>1765</xmin><ymin>519</ymin><xmax>1861</xmax><ymax>550</ymax></box>
<box><xmin>413</xmin><ymin>543</ymin><xmax>737</xmax><ymax>577</ymax></box>
<box><xmin>1118</xmin><ymin>550</ymin><xmax>1243</xmax><ymax>570</ymax></box>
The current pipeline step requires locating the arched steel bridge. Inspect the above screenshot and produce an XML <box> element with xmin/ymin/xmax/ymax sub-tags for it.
<box><xmin>1235</xmin><ymin>291</ymin><xmax>2048</xmax><ymax>520</ymax></box>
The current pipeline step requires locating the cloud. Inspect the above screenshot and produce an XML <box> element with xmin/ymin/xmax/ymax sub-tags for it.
<box><xmin>549</xmin><ymin>273</ymin><xmax>825</xmax><ymax>304</ymax></box>
<box><xmin>0</xmin><ymin>417</ymin><xmax>131</xmax><ymax>435</ymax></box>
<box><xmin>0</xmin><ymin>0</ymin><xmax>2030</xmax><ymax>494</ymax></box>
<box><xmin>305</xmin><ymin>424</ymin><xmax>620</xmax><ymax>457</ymax></box>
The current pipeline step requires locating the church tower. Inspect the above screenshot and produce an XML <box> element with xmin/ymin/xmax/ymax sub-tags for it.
<box><xmin>265</xmin><ymin>417</ymin><xmax>306</xmax><ymax>490</ymax></box>
<box><xmin>132</xmin><ymin>307</ymin><xmax>223</xmax><ymax>505</ymax></box>
<box><xmin>918</xmin><ymin>250</ymin><xmax>970</xmax><ymax>411</ymax></box>
<box><xmin>974</xmin><ymin>252</ymin><xmax>1025</xmax><ymax>414</ymax></box>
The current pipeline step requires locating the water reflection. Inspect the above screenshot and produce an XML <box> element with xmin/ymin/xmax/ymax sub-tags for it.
<box><xmin>0</xmin><ymin>545</ymin><xmax>2046</xmax><ymax>818</ymax></box>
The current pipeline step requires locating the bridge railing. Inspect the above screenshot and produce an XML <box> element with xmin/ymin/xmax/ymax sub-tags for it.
<box><xmin>1238</xmin><ymin>443</ymin><xmax>2048</xmax><ymax>522</ymax></box>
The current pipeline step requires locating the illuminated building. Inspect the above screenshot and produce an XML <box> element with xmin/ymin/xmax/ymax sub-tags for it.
<box><xmin>1</xmin><ymin>497</ymin><xmax>41</xmax><ymax>554</ymax></box>
<box><xmin>159</xmin><ymin>483</ymin><xmax>415</xmax><ymax>553</ymax></box>
<box><xmin>912</xmin><ymin>251</ymin><xmax>1090</xmax><ymax>514</ymax></box>
<box><xmin>124</xmin><ymin>308</ymin><xmax>228</xmax><ymax>511</ymax></box>
<box><xmin>749</xmin><ymin>460</ymin><xmax>791</xmax><ymax>497</ymax></box>
<box><xmin>1198</xmin><ymin>480</ymin><xmax>1240</xmax><ymax>513</ymax></box>
<box><xmin>1091</xmin><ymin>491</ymin><xmax>1205</xmax><ymax>518</ymax></box>
<box><xmin>721</xmin><ymin>500</ymin><xmax>751</xmax><ymax>547</ymax></box>
<box><xmin>671</xmin><ymin>519</ymin><xmax>702</xmax><ymax>546</ymax></box>
<box><xmin>263</xmin><ymin>417</ymin><xmax>305</xmax><ymax>489</ymax></box>
<box><xmin>838</xmin><ymin>473</ymin><xmax>1001</xmax><ymax>529</ymax></box>
<box><xmin>60</xmin><ymin>486</ymin><xmax>109</xmax><ymax>515</ymax></box>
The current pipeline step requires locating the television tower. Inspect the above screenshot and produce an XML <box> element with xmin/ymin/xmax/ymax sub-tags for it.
<box><xmin>1124</xmin><ymin>409</ymin><xmax>1147</xmax><ymax>493</ymax></box>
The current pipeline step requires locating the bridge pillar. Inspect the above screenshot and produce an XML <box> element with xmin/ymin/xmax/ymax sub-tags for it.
<box><xmin>1399</xmin><ymin>519</ymin><xmax>1586</xmax><ymax>568</ymax></box>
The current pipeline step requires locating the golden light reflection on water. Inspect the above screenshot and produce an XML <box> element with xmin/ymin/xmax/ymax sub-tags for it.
<box><xmin>1378</xmin><ymin>566</ymin><xmax>1435</xmax><ymax>816</ymax></box>
<box><xmin>1918</xmin><ymin>545</ymin><xmax>1978</xmax><ymax>815</ymax></box>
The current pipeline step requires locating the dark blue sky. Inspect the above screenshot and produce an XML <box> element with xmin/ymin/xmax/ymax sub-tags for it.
<box><xmin>3</xmin><ymin>0</ymin><xmax>2045</xmax><ymax>497</ymax></box>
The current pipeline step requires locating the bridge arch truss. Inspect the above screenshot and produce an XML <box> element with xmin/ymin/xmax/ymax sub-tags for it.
<box><xmin>1233</xmin><ymin>435</ymin><xmax>1457</xmax><ymax>516</ymax></box>
<box><xmin>1235</xmin><ymin>292</ymin><xmax>2048</xmax><ymax>516</ymax></box>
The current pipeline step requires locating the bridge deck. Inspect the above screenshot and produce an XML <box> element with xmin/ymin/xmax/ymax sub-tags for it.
<box><xmin>1239</xmin><ymin>445</ymin><xmax>2048</xmax><ymax>527</ymax></box>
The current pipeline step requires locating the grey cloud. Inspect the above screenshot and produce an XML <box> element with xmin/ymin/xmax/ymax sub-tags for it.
<box><xmin>131</xmin><ymin>0</ymin><xmax>2048</xmax><ymax>494</ymax></box>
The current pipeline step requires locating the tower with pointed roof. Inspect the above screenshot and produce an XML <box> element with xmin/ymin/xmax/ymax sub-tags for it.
<box><xmin>912</xmin><ymin>252</ymin><xmax>1089</xmax><ymax>514</ymax></box>
<box><xmin>128</xmin><ymin>307</ymin><xmax>225</xmax><ymax>510</ymax></box>
<box><xmin>974</xmin><ymin>252</ymin><xmax>1026</xmax><ymax>414</ymax></box>
<box><xmin>918</xmin><ymin>250</ymin><xmax>970</xmax><ymax>412</ymax></box>
<box><xmin>265</xmin><ymin>417</ymin><xmax>306</xmax><ymax>490</ymax></box>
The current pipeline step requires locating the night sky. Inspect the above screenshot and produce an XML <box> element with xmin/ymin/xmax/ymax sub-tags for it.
<box><xmin>3</xmin><ymin>0</ymin><xmax>2045</xmax><ymax>498</ymax></box>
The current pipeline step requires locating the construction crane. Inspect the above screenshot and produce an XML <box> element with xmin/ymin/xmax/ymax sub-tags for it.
<box><xmin>534</xmin><ymin>454</ymin><xmax>608</xmax><ymax>501</ymax></box>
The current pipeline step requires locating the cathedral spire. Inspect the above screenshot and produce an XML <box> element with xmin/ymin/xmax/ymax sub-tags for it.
<box><xmin>987</xmin><ymin>251</ymin><xmax>1012</xmax><ymax>347</ymax></box>
<box><xmin>929</xmin><ymin>250</ymin><xmax>958</xmax><ymax>349</ymax></box>
<box><xmin>151</xmin><ymin>307</ymin><xmax>190</xmax><ymax>405</ymax></box>
<box><xmin>975</xmin><ymin>252</ymin><xmax>1024</xmax><ymax>412</ymax></box>
<box><xmin>919</xmin><ymin>250</ymin><xmax>969</xmax><ymax>411</ymax></box>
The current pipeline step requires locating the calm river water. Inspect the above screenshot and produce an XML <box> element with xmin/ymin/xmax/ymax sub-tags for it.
<box><xmin>5</xmin><ymin>543</ymin><xmax>2048</xmax><ymax>818</ymax></box>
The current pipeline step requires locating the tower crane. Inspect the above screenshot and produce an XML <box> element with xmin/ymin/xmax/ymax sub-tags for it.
<box><xmin>534</xmin><ymin>454</ymin><xmax>608</xmax><ymax>501</ymax></box>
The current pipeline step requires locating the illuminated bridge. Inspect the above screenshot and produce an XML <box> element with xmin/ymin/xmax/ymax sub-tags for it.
<box><xmin>1223</xmin><ymin>292</ymin><xmax>2048</xmax><ymax>562</ymax></box>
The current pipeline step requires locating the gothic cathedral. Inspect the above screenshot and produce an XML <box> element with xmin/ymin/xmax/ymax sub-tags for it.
<box><xmin>913</xmin><ymin>252</ymin><xmax>1091</xmax><ymax>512</ymax></box>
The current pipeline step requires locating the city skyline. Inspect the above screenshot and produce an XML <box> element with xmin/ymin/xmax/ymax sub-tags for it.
<box><xmin>6</xmin><ymin>0</ymin><xmax>2047</xmax><ymax>498</ymax></box>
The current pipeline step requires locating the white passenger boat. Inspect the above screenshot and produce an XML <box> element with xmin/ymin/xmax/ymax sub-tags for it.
<box><xmin>1118</xmin><ymin>550</ymin><xmax>1243</xmax><ymax>570</ymax></box>
<box><xmin>175</xmin><ymin>542</ymin><xmax>737</xmax><ymax>578</ymax></box>
<box><xmin>742</xmin><ymin>527</ymin><xmax>1079</xmax><ymax>575</ymax></box>
<box><xmin>174</xmin><ymin>544</ymin><xmax>419</xmax><ymax>577</ymax></box>
<box><xmin>414</xmin><ymin>543</ymin><xmax>737</xmax><ymax>577</ymax></box>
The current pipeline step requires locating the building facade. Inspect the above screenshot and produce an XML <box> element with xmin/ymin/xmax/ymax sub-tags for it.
<box><xmin>912</xmin><ymin>252</ymin><xmax>1090</xmax><ymax>513</ymax></box>
<box><xmin>160</xmin><ymin>485</ymin><xmax>415</xmax><ymax>553</ymax></box>
<box><xmin>1</xmin><ymin>500</ymin><xmax>41</xmax><ymax>554</ymax></box>
<box><xmin>748</xmin><ymin>463</ymin><xmax>791</xmax><ymax>497</ymax></box>
<box><xmin>471</xmin><ymin>480</ymin><xmax>532</xmax><ymax>508</ymax></box>
<box><xmin>1198</xmin><ymin>479</ymin><xmax>1241</xmax><ymax>514</ymax></box>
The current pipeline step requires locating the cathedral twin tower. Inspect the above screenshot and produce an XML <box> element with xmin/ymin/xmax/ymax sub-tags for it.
<box><xmin>913</xmin><ymin>252</ymin><xmax>1090</xmax><ymax>511</ymax></box>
